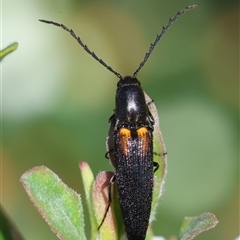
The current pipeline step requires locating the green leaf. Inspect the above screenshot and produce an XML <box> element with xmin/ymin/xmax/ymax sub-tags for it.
<box><xmin>92</xmin><ymin>171</ymin><xmax>119</xmax><ymax>240</ymax></box>
<box><xmin>0</xmin><ymin>204</ymin><xmax>25</xmax><ymax>240</ymax></box>
<box><xmin>20</xmin><ymin>166</ymin><xmax>86</xmax><ymax>240</ymax></box>
<box><xmin>179</xmin><ymin>212</ymin><xmax>218</xmax><ymax>240</ymax></box>
<box><xmin>0</xmin><ymin>42</ymin><xmax>18</xmax><ymax>61</ymax></box>
<box><xmin>79</xmin><ymin>162</ymin><xmax>98</xmax><ymax>239</ymax></box>
<box><xmin>144</xmin><ymin>93</ymin><xmax>168</xmax><ymax>239</ymax></box>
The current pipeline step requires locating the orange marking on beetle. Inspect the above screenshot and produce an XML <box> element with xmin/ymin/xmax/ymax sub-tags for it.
<box><xmin>119</xmin><ymin>128</ymin><xmax>131</xmax><ymax>155</ymax></box>
<box><xmin>137</xmin><ymin>127</ymin><xmax>150</xmax><ymax>156</ymax></box>
<box><xmin>120</xmin><ymin>128</ymin><xmax>131</xmax><ymax>138</ymax></box>
<box><xmin>137</xmin><ymin>127</ymin><xmax>148</xmax><ymax>137</ymax></box>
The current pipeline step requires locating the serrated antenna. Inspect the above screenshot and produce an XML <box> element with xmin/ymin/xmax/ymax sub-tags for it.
<box><xmin>132</xmin><ymin>3</ymin><xmax>199</xmax><ymax>77</ymax></box>
<box><xmin>39</xmin><ymin>19</ymin><xmax>122</xmax><ymax>79</ymax></box>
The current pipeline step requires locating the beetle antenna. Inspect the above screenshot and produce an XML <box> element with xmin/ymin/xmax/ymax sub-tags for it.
<box><xmin>133</xmin><ymin>3</ymin><xmax>199</xmax><ymax>77</ymax></box>
<box><xmin>39</xmin><ymin>19</ymin><xmax>122</xmax><ymax>79</ymax></box>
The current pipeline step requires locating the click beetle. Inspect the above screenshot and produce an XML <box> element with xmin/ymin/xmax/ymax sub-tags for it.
<box><xmin>40</xmin><ymin>4</ymin><xmax>198</xmax><ymax>239</ymax></box>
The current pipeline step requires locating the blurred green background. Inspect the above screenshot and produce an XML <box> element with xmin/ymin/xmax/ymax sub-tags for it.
<box><xmin>2</xmin><ymin>0</ymin><xmax>239</xmax><ymax>239</ymax></box>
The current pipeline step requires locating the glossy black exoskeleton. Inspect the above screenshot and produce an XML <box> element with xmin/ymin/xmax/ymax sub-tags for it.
<box><xmin>39</xmin><ymin>4</ymin><xmax>198</xmax><ymax>239</ymax></box>
<box><xmin>110</xmin><ymin>76</ymin><xmax>155</xmax><ymax>239</ymax></box>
